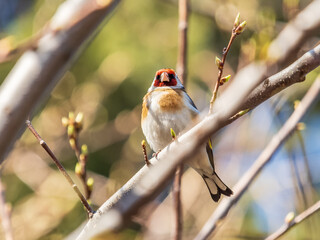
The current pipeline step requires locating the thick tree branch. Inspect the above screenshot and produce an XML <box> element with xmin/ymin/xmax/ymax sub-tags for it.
<box><xmin>75</xmin><ymin>43</ymin><xmax>320</xmax><ymax>239</ymax></box>
<box><xmin>0</xmin><ymin>0</ymin><xmax>121</xmax><ymax>165</ymax></box>
<box><xmin>240</xmin><ymin>44</ymin><xmax>320</xmax><ymax>111</ymax></box>
<box><xmin>75</xmin><ymin>63</ymin><xmax>265</xmax><ymax>240</ymax></box>
<box><xmin>194</xmin><ymin>77</ymin><xmax>320</xmax><ymax>240</ymax></box>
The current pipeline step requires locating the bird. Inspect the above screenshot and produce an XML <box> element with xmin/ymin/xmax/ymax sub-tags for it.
<box><xmin>141</xmin><ymin>68</ymin><xmax>233</xmax><ymax>202</ymax></box>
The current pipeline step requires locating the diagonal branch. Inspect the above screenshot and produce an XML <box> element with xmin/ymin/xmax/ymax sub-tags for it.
<box><xmin>74</xmin><ymin>44</ymin><xmax>320</xmax><ymax>239</ymax></box>
<box><xmin>26</xmin><ymin>120</ymin><xmax>94</xmax><ymax>217</ymax></box>
<box><xmin>0</xmin><ymin>0</ymin><xmax>121</xmax><ymax>165</ymax></box>
<box><xmin>265</xmin><ymin>200</ymin><xmax>320</xmax><ymax>240</ymax></box>
<box><xmin>194</xmin><ymin>77</ymin><xmax>320</xmax><ymax>240</ymax></box>
<box><xmin>240</xmin><ymin>45</ymin><xmax>320</xmax><ymax>111</ymax></box>
<box><xmin>74</xmin><ymin>62</ymin><xmax>265</xmax><ymax>240</ymax></box>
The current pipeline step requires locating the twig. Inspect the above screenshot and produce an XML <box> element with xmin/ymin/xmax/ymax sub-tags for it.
<box><xmin>141</xmin><ymin>140</ymin><xmax>150</xmax><ymax>166</ymax></box>
<box><xmin>194</xmin><ymin>78</ymin><xmax>320</xmax><ymax>240</ymax></box>
<box><xmin>26</xmin><ymin>120</ymin><xmax>94</xmax><ymax>218</ymax></box>
<box><xmin>176</xmin><ymin>0</ymin><xmax>189</xmax><ymax>84</ymax></box>
<box><xmin>173</xmin><ymin>164</ymin><xmax>183</xmax><ymax>240</ymax></box>
<box><xmin>273</xmin><ymin>108</ymin><xmax>308</xmax><ymax>212</ymax></box>
<box><xmin>0</xmin><ymin>34</ymin><xmax>41</xmax><ymax>64</ymax></box>
<box><xmin>174</xmin><ymin>1</ymin><xmax>189</xmax><ymax>238</ymax></box>
<box><xmin>63</xmin><ymin>112</ymin><xmax>92</xmax><ymax>200</ymax></box>
<box><xmin>0</xmin><ymin>0</ymin><xmax>121</xmax><ymax>166</ymax></box>
<box><xmin>209</xmin><ymin>14</ymin><xmax>246</xmax><ymax>114</ymax></box>
<box><xmin>0</xmin><ymin>180</ymin><xmax>13</xmax><ymax>240</ymax></box>
<box><xmin>171</xmin><ymin>127</ymin><xmax>183</xmax><ymax>240</ymax></box>
<box><xmin>296</xmin><ymin>130</ymin><xmax>317</xmax><ymax>204</ymax></box>
<box><xmin>265</xmin><ymin>200</ymin><xmax>320</xmax><ymax>240</ymax></box>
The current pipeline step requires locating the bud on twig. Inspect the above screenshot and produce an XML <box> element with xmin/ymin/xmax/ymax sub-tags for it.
<box><xmin>235</xmin><ymin>21</ymin><xmax>247</xmax><ymax>34</ymax></box>
<box><xmin>296</xmin><ymin>122</ymin><xmax>306</xmax><ymax>131</ymax></box>
<box><xmin>81</xmin><ymin>144</ymin><xmax>88</xmax><ymax>156</ymax></box>
<box><xmin>61</xmin><ymin>117</ymin><xmax>69</xmax><ymax>127</ymax></box>
<box><xmin>294</xmin><ymin>100</ymin><xmax>300</xmax><ymax>110</ymax></box>
<box><xmin>220</xmin><ymin>75</ymin><xmax>231</xmax><ymax>85</ymax></box>
<box><xmin>234</xmin><ymin>13</ymin><xmax>240</xmax><ymax>28</ymax></box>
<box><xmin>75</xmin><ymin>162</ymin><xmax>81</xmax><ymax>175</ymax></box>
<box><xmin>87</xmin><ymin>177</ymin><xmax>94</xmax><ymax>191</ymax></box>
<box><xmin>68</xmin><ymin>112</ymin><xmax>75</xmax><ymax>121</ymax></box>
<box><xmin>141</xmin><ymin>139</ymin><xmax>150</xmax><ymax>166</ymax></box>
<box><xmin>170</xmin><ymin>128</ymin><xmax>176</xmax><ymax>139</ymax></box>
<box><xmin>285</xmin><ymin>211</ymin><xmax>295</xmax><ymax>225</ymax></box>
<box><xmin>75</xmin><ymin>112</ymin><xmax>84</xmax><ymax>129</ymax></box>
<box><xmin>215</xmin><ymin>56</ymin><xmax>222</xmax><ymax>69</ymax></box>
<box><xmin>69</xmin><ymin>138</ymin><xmax>76</xmax><ymax>149</ymax></box>
<box><xmin>80</xmin><ymin>153</ymin><xmax>86</xmax><ymax>162</ymax></box>
<box><xmin>67</xmin><ymin>125</ymin><xmax>75</xmax><ymax>137</ymax></box>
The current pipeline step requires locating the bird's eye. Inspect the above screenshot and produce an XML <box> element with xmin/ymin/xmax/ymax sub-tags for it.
<box><xmin>168</xmin><ymin>73</ymin><xmax>175</xmax><ymax>79</ymax></box>
<box><xmin>156</xmin><ymin>74</ymin><xmax>161</xmax><ymax>80</ymax></box>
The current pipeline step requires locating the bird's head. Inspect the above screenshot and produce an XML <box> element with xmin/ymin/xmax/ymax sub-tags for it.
<box><xmin>148</xmin><ymin>69</ymin><xmax>184</xmax><ymax>91</ymax></box>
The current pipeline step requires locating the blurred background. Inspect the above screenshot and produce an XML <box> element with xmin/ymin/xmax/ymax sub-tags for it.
<box><xmin>0</xmin><ymin>0</ymin><xmax>319</xmax><ymax>239</ymax></box>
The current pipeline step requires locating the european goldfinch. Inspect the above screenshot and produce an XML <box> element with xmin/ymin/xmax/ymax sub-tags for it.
<box><xmin>141</xmin><ymin>68</ymin><xmax>233</xmax><ymax>202</ymax></box>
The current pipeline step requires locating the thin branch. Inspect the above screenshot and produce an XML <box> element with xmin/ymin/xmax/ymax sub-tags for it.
<box><xmin>233</xmin><ymin>44</ymin><xmax>320</xmax><ymax>120</ymax></box>
<box><xmin>0</xmin><ymin>0</ymin><xmax>121</xmax><ymax>165</ymax></box>
<box><xmin>219</xmin><ymin>43</ymin><xmax>320</xmax><ymax>129</ymax></box>
<box><xmin>0</xmin><ymin>34</ymin><xmax>42</xmax><ymax>64</ymax></box>
<box><xmin>26</xmin><ymin>120</ymin><xmax>94</xmax><ymax>217</ymax></box>
<box><xmin>173</xmin><ymin>164</ymin><xmax>183</xmax><ymax>240</ymax></box>
<box><xmin>74</xmin><ymin>45</ymin><xmax>320</xmax><ymax>240</ymax></box>
<box><xmin>194</xmin><ymin>78</ymin><xmax>320</xmax><ymax>240</ymax></box>
<box><xmin>265</xmin><ymin>200</ymin><xmax>320</xmax><ymax>240</ymax></box>
<box><xmin>0</xmin><ymin>180</ymin><xmax>13</xmax><ymax>240</ymax></box>
<box><xmin>273</xmin><ymin>109</ymin><xmax>309</xmax><ymax>212</ymax></box>
<box><xmin>176</xmin><ymin>0</ymin><xmax>189</xmax><ymax>84</ymax></box>
<box><xmin>173</xmin><ymin>1</ymin><xmax>189</xmax><ymax>239</ymax></box>
<box><xmin>296</xmin><ymin>130</ymin><xmax>317</xmax><ymax>204</ymax></box>
<box><xmin>209</xmin><ymin>14</ymin><xmax>246</xmax><ymax>114</ymax></box>
<box><xmin>63</xmin><ymin>112</ymin><xmax>92</xmax><ymax>200</ymax></box>
<box><xmin>141</xmin><ymin>140</ymin><xmax>150</xmax><ymax>166</ymax></box>
<box><xmin>232</xmin><ymin>0</ymin><xmax>320</xmax><ymax>100</ymax></box>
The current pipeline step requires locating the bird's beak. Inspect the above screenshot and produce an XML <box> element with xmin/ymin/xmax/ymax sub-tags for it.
<box><xmin>160</xmin><ymin>72</ymin><xmax>170</xmax><ymax>82</ymax></box>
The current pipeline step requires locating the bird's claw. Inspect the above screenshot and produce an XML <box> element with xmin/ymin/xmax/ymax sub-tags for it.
<box><xmin>152</xmin><ymin>150</ymin><xmax>161</xmax><ymax>160</ymax></box>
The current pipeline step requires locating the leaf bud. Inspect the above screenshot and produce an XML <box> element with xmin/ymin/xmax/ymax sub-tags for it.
<box><xmin>170</xmin><ymin>128</ymin><xmax>176</xmax><ymax>139</ymax></box>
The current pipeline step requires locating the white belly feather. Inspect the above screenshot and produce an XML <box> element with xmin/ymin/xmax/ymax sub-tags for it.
<box><xmin>141</xmin><ymin>90</ymin><xmax>192</xmax><ymax>151</ymax></box>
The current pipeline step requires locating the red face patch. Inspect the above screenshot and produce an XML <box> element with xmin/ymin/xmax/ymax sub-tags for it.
<box><xmin>153</xmin><ymin>69</ymin><xmax>177</xmax><ymax>87</ymax></box>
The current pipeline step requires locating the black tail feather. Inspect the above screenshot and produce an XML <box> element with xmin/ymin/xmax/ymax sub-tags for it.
<box><xmin>202</xmin><ymin>173</ymin><xmax>233</xmax><ymax>202</ymax></box>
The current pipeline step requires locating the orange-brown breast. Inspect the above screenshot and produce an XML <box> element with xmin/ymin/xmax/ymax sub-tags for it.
<box><xmin>141</xmin><ymin>94</ymin><xmax>149</xmax><ymax>122</ymax></box>
<box><xmin>158</xmin><ymin>88</ymin><xmax>183</xmax><ymax>112</ymax></box>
